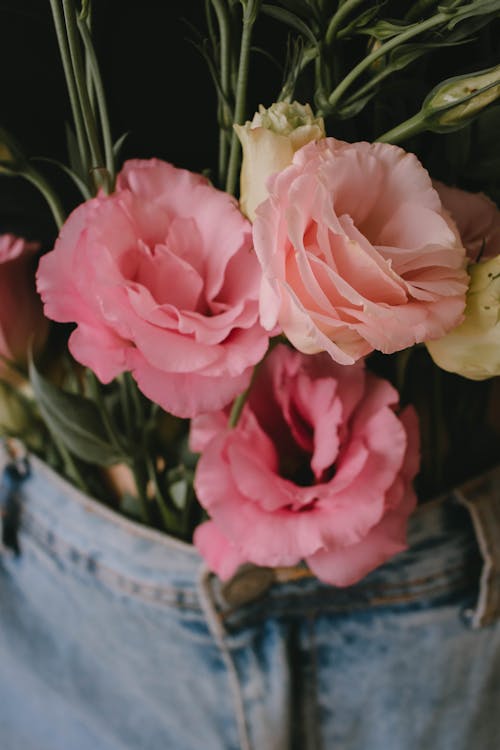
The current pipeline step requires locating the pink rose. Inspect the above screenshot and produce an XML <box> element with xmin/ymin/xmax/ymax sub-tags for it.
<box><xmin>434</xmin><ymin>181</ymin><xmax>500</xmax><ymax>261</ymax></box>
<box><xmin>0</xmin><ymin>234</ymin><xmax>48</xmax><ymax>364</ymax></box>
<box><xmin>253</xmin><ymin>138</ymin><xmax>469</xmax><ymax>364</ymax></box>
<box><xmin>37</xmin><ymin>159</ymin><xmax>269</xmax><ymax>417</ymax></box>
<box><xmin>192</xmin><ymin>344</ymin><xmax>420</xmax><ymax>587</ymax></box>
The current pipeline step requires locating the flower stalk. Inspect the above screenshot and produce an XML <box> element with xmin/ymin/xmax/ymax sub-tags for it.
<box><xmin>210</xmin><ymin>0</ymin><xmax>233</xmax><ymax>185</ymax></box>
<box><xmin>326</xmin><ymin>12</ymin><xmax>448</xmax><ymax>113</ymax></box>
<box><xmin>49</xmin><ymin>0</ymin><xmax>90</xmax><ymax>174</ymax></box>
<box><xmin>225</xmin><ymin>0</ymin><xmax>261</xmax><ymax>196</ymax></box>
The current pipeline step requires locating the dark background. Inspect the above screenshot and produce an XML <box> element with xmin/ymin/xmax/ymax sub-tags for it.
<box><xmin>0</xmin><ymin>1</ymin><xmax>283</xmax><ymax>245</ymax></box>
<box><xmin>1</xmin><ymin>2</ymin><xmax>499</xmax><ymax>247</ymax></box>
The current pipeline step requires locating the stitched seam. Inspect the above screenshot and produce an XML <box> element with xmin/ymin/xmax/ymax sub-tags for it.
<box><xmin>21</xmin><ymin>506</ymin><xmax>478</xmax><ymax>615</ymax></box>
<box><xmin>22</xmin><ymin>512</ymin><xmax>201</xmax><ymax>611</ymax></box>
<box><xmin>221</xmin><ymin>574</ymin><xmax>476</xmax><ymax>624</ymax></box>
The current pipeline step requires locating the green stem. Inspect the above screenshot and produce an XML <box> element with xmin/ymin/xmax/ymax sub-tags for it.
<box><xmin>126</xmin><ymin>373</ymin><xmax>145</xmax><ymax>430</ymax></box>
<box><xmin>55</xmin><ymin>436</ymin><xmax>87</xmax><ymax>492</ymax></box>
<box><xmin>180</xmin><ymin>481</ymin><xmax>198</xmax><ymax>539</ymax></box>
<box><xmin>327</xmin><ymin>12</ymin><xmax>447</xmax><ymax>111</ymax></box>
<box><xmin>78</xmin><ymin>15</ymin><xmax>115</xmax><ymax>184</ymax></box>
<box><xmin>85</xmin><ymin>41</ymin><xmax>96</xmax><ymax>120</ymax></box>
<box><xmin>228</xmin><ymin>338</ymin><xmax>272</xmax><ymax>428</ymax></box>
<box><xmin>118</xmin><ymin>373</ymin><xmax>133</xmax><ymax>439</ymax></box>
<box><xmin>116</xmin><ymin>372</ymin><xmax>151</xmax><ymax>524</ymax></box>
<box><xmin>406</xmin><ymin>0</ymin><xmax>439</xmax><ymax>23</ymax></box>
<box><xmin>49</xmin><ymin>0</ymin><xmax>89</xmax><ymax>173</ymax></box>
<box><xmin>228</xmin><ymin>388</ymin><xmax>249</xmax><ymax>428</ymax></box>
<box><xmin>376</xmin><ymin>111</ymin><xmax>426</xmax><ymax>144</ymax></box>
<box><xmin>211</xmin><ymin>0</ymin><xmax>232</xmax><ymax>185</ymax></box>
<box><xmin>130</xmin><ymin>459</ymin><xmax>151</xmax><ymax>524</ymax></box>
<box><xmin>83</xmin><ymin>4</ymin><xmax>97</xmax><ymax>118</ymax></box>
<box><xmin>23</xmin><ymin>168</ymin><xmax>66</xmax><ymax>229</ymax></box>
<box><xmin>394</xmin><ymin>347</ymin><xmax>413</xmax><ymax>396</ymax></box>
<box><xmin>225</xmin><ymin>1</ymin><xmax>259</xmax><ymax>196</ymax></box>
<box><xmin>145</xmin><ymin>453</ymin><xmax>181</xmax><ymax>532</ymax></box>
<box><xmin>315</xmin><ymin>44</ymin><xmax>331</xmax><ymax>112</ymax></box>
<box><xmin>86</xmin><ymin>371</ymin><xmax>127</xmax><ymax>455</ymax></box>
<box><xmin>62</xmin><ymin>0</ymin><xmax>106</xmax><ymax>179</ymax></box>
<box><xmin>325</xmin><ymin>0</ymin><xmax>366</xmax><ymax>47</ymax></box>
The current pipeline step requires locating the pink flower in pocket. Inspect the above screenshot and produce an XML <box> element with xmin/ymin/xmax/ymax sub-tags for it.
<box><xmin>0</xmin><ymin>234</ymin><xmax>48</xmax><ymax>365</ymax></box>
<box><xmin>192</xmin><ymin>344</ymin><xmax>420</xmax><ymax>587</ymax></box>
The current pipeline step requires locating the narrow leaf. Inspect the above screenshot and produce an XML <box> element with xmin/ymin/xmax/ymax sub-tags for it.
<box><xmin>261</xmin><ymin>5</ymin><xmax>318</xmax><ymax>46</ymax></box>
<box><xmin>31</xmin><ymin>157</ymin><xmax>91</xmax><ymax>200</ymax></box>
<box><xmin>113</xmin><ymin>131</ymin><xmax>130</xmax><ymax>160</ymax></box>
<box><xmin>29</xmin><ymin>358</ymin><xmax>125</xmax><ymax>466</ymax></box>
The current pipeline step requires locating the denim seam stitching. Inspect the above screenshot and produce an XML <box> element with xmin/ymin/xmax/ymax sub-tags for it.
<box><xmin>21</xmin><ymin>505</ymin><xmax>477</xmax><ymax>615</ymax></box>
<box><xmin>220</xmin><ymin>574</ymin><xmax>476</xmax><ymax>626</ymax></box>
<box><xmin>22</xmin><ymin>514</ymin><xmax>202</xmax><ymax>611</ymax></box>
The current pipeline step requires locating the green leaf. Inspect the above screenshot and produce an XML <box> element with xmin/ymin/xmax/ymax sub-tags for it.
<box><xmin>113</xmin><ymin>132</ymin><xmax>130</xmax><ymax>160</ymax></box>
<box><xmin>445</xmin><ymin>0</ymin><xmax>500</xmax><ymax>29</ymax></box>
<box><xmin>447</xmin><ymin>10</ymin><xmax>500</xmax><ymax>34</ymax></box>
<box><xmin>64</xmin><ymin>123</ymin><xmax>85</xmax><ymax>179</ymax></box>
<box><xmin>274</xmin><ymin>0</ymin><xmax>314</xmax><ymax>17</ymax></box>
<box><xmin>121</xmin><ymin>492</ymin><xmax>145</xmax><ymax>521</ymax></box>
<box><xmin>359</xmin><ymin>19</ymin><xmax>416</xmax><ymax>40</ymax></box>
<box><xmin>261</xmin><ymin>4</ymin><xmax>318</xmax><ymax>46</ymax></box>
<box><xmin>388</xmin><ymin>42</ymin><xmax>432</xmax><ymax>69</ymax></box>
<box><xmin>0</xmin><ymin>378</ymin><xmax>33</xmax><ymax>436</ymax></box>
<box><xmin>337</xmin><ymin>6</ymin><xmax>383</xmax><ymax>38</ymax></box>
<box><xmin>30</xmin><ymin>157</ymin><xmax>91</xmax><ymax>200</ymax></box>
<box><xmin>29</xmin><ymin>359</ymin><xmax>126</xmax><ymax>466</ymax></box>
<box><xmin>335</xmin><ymin>89</ymin><xmax>378</xmax><ymax>119</ymax></box>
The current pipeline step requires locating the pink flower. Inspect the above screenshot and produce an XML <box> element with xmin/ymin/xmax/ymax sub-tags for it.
<box><xmin>37</xmin><ymin>159</ymin><xmax>269</xmax><ymax>417</ymax></box>
<box><xmin>0</xmin><ymin>234</ymin><xmax>48</xmax><ymax>364</ymax></box>
<box><xmin>253</xmin><ymin>138</ymin><xmax>469</xmax><ymax>365</ymax></box>
<box><xmin>434</xmin><ymin>181</ymin><xmax>500</xmax><ymax>261</ymax></box>
<box><xmin>192</xmin><ymin>344</ymin><xmax>420</xmax><ymax>587</ymax></box>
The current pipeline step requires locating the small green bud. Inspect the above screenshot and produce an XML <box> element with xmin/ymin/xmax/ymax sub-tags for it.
<box><xmin>0</xmin><ymin>129</ymin><xmax>26</xmax><ymax>174</ymax></box>
<box><xmin>0</xmin><ymin>378</ymin><xmax>33</xmax><ymax>436</ymax></box>
<box><xmin>0</xmin><ymin>143</ymin><xmax>14</xmax><ymax>173</ymax></box>
<box><xmin>423</xmin><ymin>65</ymin><xmax>500</xmax><ymax>131</ymax></box>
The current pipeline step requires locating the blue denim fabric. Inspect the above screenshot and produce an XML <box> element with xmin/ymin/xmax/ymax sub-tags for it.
<box><xmin>1</xmin><ymin>455</ymin><xmax>500</xmax><ymax>750</ymax></box>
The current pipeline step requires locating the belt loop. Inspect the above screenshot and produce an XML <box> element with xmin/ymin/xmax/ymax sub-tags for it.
<box><xmin>454</xmin><ymin>466</ymin><xmax>500</xmax><ymax>628</ymax></box>
<box><xmin>197</xmin><ymin>566</ymin><xmax>252</xmax><ymax>750</ymax></box>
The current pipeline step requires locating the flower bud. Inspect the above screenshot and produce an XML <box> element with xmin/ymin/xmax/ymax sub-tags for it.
<box><xmin>0</xmin><ymin>235</ymin><xmax>49</xmax><ymax>365</ymax></box>
<box><xmin>426</xmin><ymin>256</ymin><xmax>500</xmax><ymax>380</ymax></box>
<box><xmin>423</xmin><ymin>64</ymin><xmax>500</xmax><ymax>131</ymax></box>
<box><xmin>0</xmin><ymin>129</ymin><xmax>25</xmax><ymax>173</ymax></box>
<box><xmin>0</xmin><ymin>378</ymin><xmax>33</xmax><ymax>437</ymax></box>
<box><xmin>234</xmin><ymin>101</ymin><xmax>325</xmax><ymax>221</ymax></box>
<box><xmin>0</xmin><ymin>143</ymin><xmax>14</xmax><ymax>173</ymax></box>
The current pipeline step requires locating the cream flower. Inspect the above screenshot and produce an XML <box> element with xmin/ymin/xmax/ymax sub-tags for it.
<box><xmin>234</xmin><ymin>101</ymin><xmax>325</xmax><ymax>221</ymax></box>
<box><xmin>427</xmin><ymin>256</ymin><xmax>500</xmax><ymax>380</ymax></box>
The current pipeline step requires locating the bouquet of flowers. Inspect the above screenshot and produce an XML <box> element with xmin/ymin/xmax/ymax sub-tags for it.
<box><xmin>1</xmin><ymin>0</ymin><xmax>500</xmax><ymax>590</ymax></box>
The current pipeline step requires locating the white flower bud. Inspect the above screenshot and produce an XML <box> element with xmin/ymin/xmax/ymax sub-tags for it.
<box><xmin>234</xmin><ymin>102</ymin><xmax>325</xmax><ymax>221</ymax></box>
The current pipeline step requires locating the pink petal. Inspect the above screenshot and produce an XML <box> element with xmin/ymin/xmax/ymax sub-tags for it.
<box><xmin>131</xmin><ymin>358</ymin><xmax>253</xmax><ymax>418</ymax></box>
<box><xmin>194</xmin><ymin>521</ymin><xmax>246</xmax><ymax>581</ymax></box>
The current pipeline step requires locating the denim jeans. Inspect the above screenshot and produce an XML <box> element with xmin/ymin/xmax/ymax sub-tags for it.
<box><xmin>1</xmin><ymin>454</ymin><xmax>500</xmax><ymax>750</ymax></box>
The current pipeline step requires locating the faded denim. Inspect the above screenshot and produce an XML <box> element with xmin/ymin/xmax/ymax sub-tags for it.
<box><xmin>1</xmin><ymin>455</ymin><xmax>500</xmax><ymax>750</ymax></box>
